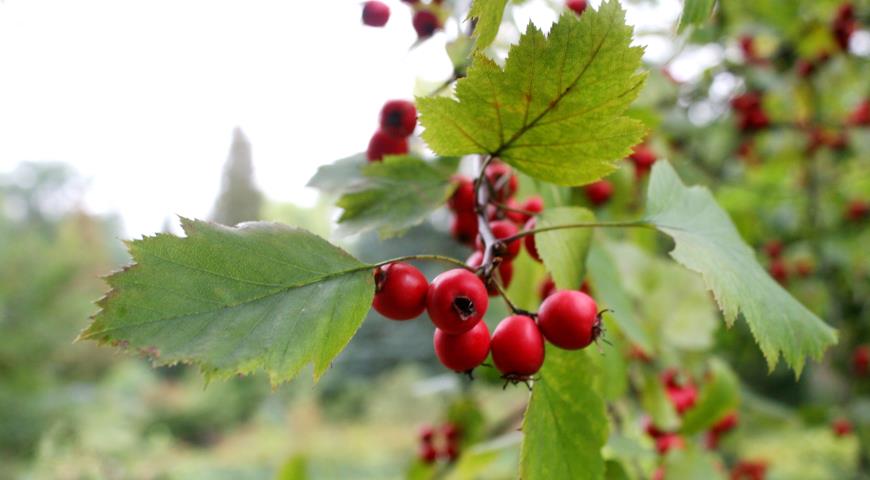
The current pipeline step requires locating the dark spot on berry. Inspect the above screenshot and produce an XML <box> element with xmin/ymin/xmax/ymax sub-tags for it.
<box><xmin>452</xmin><ymin>295</ymin><xmax>476</xmax><ymax>320</ymax></box>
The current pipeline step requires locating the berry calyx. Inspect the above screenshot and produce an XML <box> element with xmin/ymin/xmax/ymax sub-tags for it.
<box><xmin>566</xmin><ymin>0</ymin><xmax>587</xmax><ymax>15</ymax></box>
<box><xmin>491</xmin><ymin>315</ymin><xmax>545</xmax><ymax>379</ymax></box>
<box><xmin>466</xmin><ymin>251</ymin><xmax>513</xmax><ymax>296</ymax></box>
<box><xmin>426</xmin><ymin>269</ymin><xmax>489</xmax><ymax>334</ymax></box>
<box><xmin>448</xmin><ymin>176</ymin><xmax>476</xmax><ymax>213</ymax></box>
<box><xmin>475</xmin><ymin>220</ymin><xmax>521</xmax><ymax>260</ymax></box>
<box><xmin>412</xmin><ymin>10</ymin><xmax>441</xmax><ymax>39</ymax></box>
<box><xmin>379</xmin><ymin>100</ymin><xmax>417</xmax><ymax>138</ymax></box>
<box><xmin>372</xmin><ymin>262</ymin><xmax>429</xmax><ymax>320</ymax></box>
<box><xmin>523</xmin><ymin>218</ymin><xmax>541</xmax><ymax>262</ymax></box>
<box><xmin>362</xmin><ymin>1</ymin><xmax>390</xmax><ymax>27</ymax></box>
<box><xmin>537</xmin><ymin>290</ymin><xmax>601</xmax><ymax>350</ymax></box>
<box><xmin>484</xmin><ymin>162</ymin><xmax>518</xmax><ymax>202</ymax></box>
<box><xmin>584</xmin><ymin>180</ymin><xmax>613</xmax><ymax>206</ymax></box>
<box><xmin>433</xmin><ymin>320</ymin><xmax>491</xmax><ymax>373</ymax></box>
<box><xmin>367</xmin><ymin>130</ymin><xmax>408</xmax><ymax>162</ymax></box>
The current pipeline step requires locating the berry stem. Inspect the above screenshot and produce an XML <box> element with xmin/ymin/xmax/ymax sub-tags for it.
<box><xmin>372</xmin><ymin>254</ymin><xmax>473</xmax><ymax>271</ymax></box>
<box><xmin>489</xmin><ymin>201</ymin><xmax>538</xmax><ymax>217</ymax></box>
<box><xmin>502</xmin><ymin>220</ymin><xmax>651</xmax><ymax>243</ymax></box>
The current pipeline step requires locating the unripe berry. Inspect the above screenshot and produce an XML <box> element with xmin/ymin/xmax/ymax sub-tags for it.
<box><xmin>362</xmin><ymin>1</ymin><xmax>390</xmax><ymax>27</ymax></box>
<box><xmin>466</xmin><ymin>251</ymin><xmax>513</xmax><ymax>295</ymax></box>
<box><xmin>484</xmin><ymin>163</ymin><xmax>518</xmax><ymax>202</ymax></box>
<box><xmin>367</xmin><ymin>130</ymin><xmax>408</xmax><ymax>162</ymax></box>
<box><xmin>523</xmin><ymin>218</ymin><xmax>541</xmax><ymax>262</ymax></box>
<box><xmin>426</xmin><ymin>269</ymin><xmax>489</xmax><ymax>334</ymax></box>
<box><xmin>373</xmin><ymin>263</ymin><xmax>429</xmax><ymax>320</ymax></box>
<box><xmin>584</xmin><ymin>180</ymin><xmax>613</xmax><ymax>206</ymax></box>
<box><xmin>434</xmin><ymin>320</ymin><xmax>491</xmax><ymax>373</ymax></box>
<box><xmin>379</xmin><ymin>100</ymin><xmax>417</xmax><ymax>138</ymax></box>
<box><xmin>475</xmin><ymin>220</ymin><xmax>521</xmax><ymax>260</ymax></box>
<box><xmin>419</xmin><ymin>443</ymin><xmax>438</xmax><ymax>464</ymax></box>
<box><xmin>491</xmin><ymin>315</ymin><xmax>545</xmax><ymax>378</ymax></box>
<box><xmin>566</xmin><ymin>0</ymin><xmax>587</xmax><ymax>15</ymax></box>
<box><xmin>655</xmin><ymin>433</ymin><xmax>685</xmax><ymax>455</ymax></box>
<box><xmin>412</xmin><ymin>10</ymin><xmax>440</xmax><ymax>39</ymax></box>
<box><xmin>450</xmin><ymin>211</ymin><xmax>479</xmax><ymax>245</ymax></box>
<box><xmin>448</xmin><ymin>176</ymin><xmax>476</xmax><ymax>213</ymax></box>
<box><xmin>537</xmin><ymin>290</ymin><xmax>601</xmax><ymax>350</ymax></box>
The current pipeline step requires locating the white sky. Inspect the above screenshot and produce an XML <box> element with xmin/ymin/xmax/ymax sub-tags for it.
<box><xmin>0</xmin><ymin>0</ymin><xmax>682</xmax><ymax>236</ymax></box>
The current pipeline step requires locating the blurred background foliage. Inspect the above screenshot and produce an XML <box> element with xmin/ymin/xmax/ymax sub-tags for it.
<box><xmin>0</xmin><ymin>0</ymin><xmax>868</xmax><ymax>479</ymax></box>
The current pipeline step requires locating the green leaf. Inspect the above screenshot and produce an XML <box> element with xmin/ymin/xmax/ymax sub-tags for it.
<box><xmin>604</xmin><ymin>460</ymin><xmax>631</xmax><ymax>480</ymax></box>
<box><xmin>678</xmin><ymin>0</ymin><xmax>716</xmax><ymax>33</ymax></box>
<box><xmin>521</xmin><ymin>348</ymin><xmax>608</xmax><ymax>479</ymax></box>
<box><xmin>418</xmin><ymin>1</ymin><xmax>647</xmax><ymax>186</ymax></box>
<box><xmin>276</xmin><ymin>454</ymin><xmax>309</xmax><ymax>480</ymax></box>
<box><xmin>641</xmin><ymin>370</ymin><xmax>680</xmax><ymax>432</ymax></box>
<box><xmin>536</xmin><ymin>207</ymin><xmax>594</xmax><ymax>290</ymax></box>
<box><xmin>335</xmin><ymin>156</ymin><xmax>459</xmax><ymax>238</ymax></box>
<box><xmin>644</xmin><ymin>161</ymin><xmax>837</xmax><ymax>376</ymax></box>
<box><xmin>663</xmin><ymin>448</ymin><xmax>727</xmax><ymax>480</ymax></box>
<box><xmin>586</xmin><ymin>242</ymin><xmax>652</xmax><ymax>352</ymax></box>
<box><xmin>681</xmin><ymin>360</ymin><xmax>740</xmax><ymax>434</ymax></box>
<box><xmin>79</xmin><ymin>218</ymin><xmax>375</xmax><ymax>385</ymax></box>
<box><xmin>306</xmin><ymin>153</ymin><xmax>366</xmax><ymax>195</ymax></box>
<box><xmin>467</xmin><ymin>0</ymin><xmax>508</xmax><ymax>51</ymax></box>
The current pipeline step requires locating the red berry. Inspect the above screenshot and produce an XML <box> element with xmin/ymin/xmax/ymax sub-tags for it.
<box><xmin>466</xmin><ymin>251</ymin><xmax>513</xmax><ymax>296</ymax></box>
<box><xmin>629</xmin><ymin>144</ymin><xmax>657</xmax><ymax>176</ymax></box>
<box><xmin>426</xmin><ymin>269</ymin><xmax>489</xmax><ymax>334</ymax></box>
<box><xmin>853</xmin><ymin>345</ymin><xmax>870</xmax><ymax>376</ymax></box>
<box><xmin>362</xmin><ymin>1</ymin><xmax>390</xmax><ymax>27</ymax></box>
<box><xmin>419</xmin><ymin>443</ymin><xmax>438</xmax><ymax>463</ymax></box>
<box><xmin>584</xmin><ymin>180</ymin><xmax>613</xmax><ymax>206</ymax></box>
<box><xmin>704</xmin><ymin>430</ymin><xmax>720</xmax><ymax>450</ymax></box>
<box><xmin>434</xmin><ymin>320</ymin><xmax>491</xmax><ymax>373</ymax></box>
<box><xmin>448</xmin><ymin>176</ymin><xmax>476</xmax><ymax>213</ymax></box>
<box><xmin>739</xmin><ymin>35</ymin><xmax>758</xmax><ymax>63</ymax></box>
<box><xmin>667</xmin><ymin>385</ymin><xmax>698</xmax><ymax>414</ymax></box>
<box><xmin>796</xmin><ymin>59</ymin><xmax>815</xmax><ymax>77</ymax></box>
<box><xmin>539</xmin><ymin>276</ymin><xmax>556</xmax><ymax>301</ymax></box>
<box><xmin>412</xmin><ymin>10</ymin><xmax>441</xmax><ymax>39</ymax></box>
<box><xmin>731</xmin><ymin>93</ymin><xmax>761</xmax><ymax>113</ymax></box>
<box><xmin>519</xmin><ymin>196</ymin><xmax>544</xmax><ymax>224</ymax></box>
<box><xmin>372</xmin><ymin>263</ymin><xmax>428</xmax><ymax>320</ymax></box>
<box><xmin>566</xmin><ymin>0</ymin><xmax>587</xmax><ymax>15</ymax></box>
<box><xmin>711</xmin><ymin>412</ymin><xmax>739</xmax><ymax>435</ymax></box>
<box><xmin>763</xmin><ymin>240</ymin><xmax>783</xmax><ymax>259</ymax></box>
<box><xmin>419</xmin><ymin>424</ymin><xmax>435</xmax><ymax>443</ymax></box>
<box><xmin>833</xmin><ymin>418</ymin><xmax>853</xmax><ymax>437</ymax></box>
<box><xmin>731</xmin><ymin>460</ymin><xmax>767</xmax><ymax>480</ymax></box>
<box><xmin>652</xmin><ymin>467</ymin><xmax>666</xmax><ymax>480</ymax></box>
<box><xmin>450</xmin><ymin>211</ymin><xmax>479</xmax><ymax>245</ymax></box>
<box><xmin>537</xmin><ymin>290</ymin><xmax>600</xmax><ymax>350</ymax></box>
<box><xmin>642</xmin><ymin>417</ymin><xmax>666</xmax><ymax>438</ymax></box>
<box><xmin>443</xmin><ymin>423</ymin><xmax>461</xmax><ymax>441</ymax></box>
<box><xmin>442</xmin><ymin>442</ymin><xmax>459</xmax><ymax>462</ymax></box>
<box><xmin>484</xmin><ymin>163</ymin><xmax>518</xmax><ymax>202</ymax></box>
<box><xmin>502</xmin><ymin>198</ymin><xmax>526</xmax><ymax>224</ymax></box>
<box><xmin>768</xmin><ymin>259</ymin><xmax>789</xmax><ymax>285</ymax></box>
<box><xmin>491</xmin><ymin>315</ymin><xmax>545</xmax><ymax>378</ymax></box>
<box><xmin>655</xmin><ymin>433</ymin><xmax>685</xmax><ymax>455</ymax></box>
<box><xmin>848</xmin><ymin>100</ymin><xmax>870</xmax><ymax>126</ymax></box>
<box><xmin>379</xmin><ymin>100</ymin><xmax>417</xmax><ymax>138</ymax></box>
<box><xmin>475</xmin><ymin>220</ymin><xmax>521</xmax><ymax>260</ymax></box>
<box><xmin>522</xmin><ymin>218</ymin><xmax>541</xmax><ymax>262</ymax></box>
<box><xmin>846</xmin><ymin>199</ymin><xmax>869</xmax><ymax>222</ymax></box>
<box><xmin>366</xmin><ymin>130</ymin><xmax>408</xmax><ymax>162</ymax></box>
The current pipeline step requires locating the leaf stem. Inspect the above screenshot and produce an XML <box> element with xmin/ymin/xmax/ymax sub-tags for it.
<box><xmin>372</xmin><ymin>254</ymin><xmax>472</xmax><ymax>271</ymax></box>
<box><xmin>502</xmin><ymin>220</ymin><xmax>651</xmax><ymax>243</ymax></box>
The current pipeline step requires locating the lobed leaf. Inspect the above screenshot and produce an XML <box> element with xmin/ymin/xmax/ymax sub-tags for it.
<box><xmin>644</xmin><ymin>161</ymin><xmax>837</xmax><ymax>376</ymax></box>
<box><xmin>79</xmin><ymin>218</ymin><xmax>375</xmax><ymax>386</ymax></box>
<box><xmin>306</xmin><ymin>153</ymin><xmax>367</xmax><ymax>195</ymax></box>
<box><xmin>418</xmin><ymin>1</ymin><xmax>647</xmax><ymax>186</ymax></box>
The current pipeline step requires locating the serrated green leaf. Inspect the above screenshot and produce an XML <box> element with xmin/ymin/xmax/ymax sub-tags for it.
<box><xmin>678</xmin><ymin>0</ymin><xmax>716</xmax><ymax>33</ymax></box>
<box><xmin>536</xmin><ymin>207</ymin><xmax>594</xmax><ymax>290</ymax></box>
<box><xmin>521</xmin><ymin>348</ymin><xmax>608</xmax><ymax>479</ymax></box>
<box><xmin>335</xmin><ymin>156</ymin><xmax>459</xmax><ymax>238</ymax></box>
<box><xmin>79</xmin><ymin>218</ymin><xmax>374</xmax><ymax>386</ymax></box>
<box><xmin>468</xmin><ymin>0</ymin><xmax>508</xmax><ymax>51</ymax></box>
<box><xmin>418</xmin><ymin>1</ymin><xmax>647</xmax><ymax>186</ymax></box>
<box><xmin>306</xmin><ymin>153</ymin><xmax>366</xmax><ymax>195</ymax></box>
<box><xmin>681</xmin><ymin>360</ymin><xmax>740</xmax><ymax>434</ymax></box>
<box><xmin>644</xmin><ymin>161</ymin><xmax>836</xmax><ymax>376</ymax></box>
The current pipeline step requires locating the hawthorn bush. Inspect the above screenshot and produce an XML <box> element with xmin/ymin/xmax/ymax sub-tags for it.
<box><xmin>79</xmin><ymin>1</ymin><xmax>868</xmax><ymax>478</ymax></box>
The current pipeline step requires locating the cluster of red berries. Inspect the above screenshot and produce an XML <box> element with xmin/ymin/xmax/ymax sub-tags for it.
<box><xmin>833</xmin><ymin>3</ymin><xmax>858</xmax><ymax>51</ymax></box>
<box><xmin>361</xmin><ymin>1</ymin><xmax>443</xmax><ymax>40</ymax></box>
<box><xmin>731</xmin><ymin>92</ymin><xmax>770</xmax><ymax>133</ymax></box>
<box><xmin>642</xmin><ymin>370</ymin><xmax>699</xmax><ymax>456</ymax></box>
<box><xmin>417</xmin><ymin>422</ymin><xmax>460</xmax><ymax>464</ymax></box>
<box><xmin>760</xmin><ymin>240</ymin><xmax>813</xmax><ymax>285</ymax></box>
<box><xmin>366</xmin><ymin>100</ymin><xmax>416</xmax><ymax>162</ymax></box>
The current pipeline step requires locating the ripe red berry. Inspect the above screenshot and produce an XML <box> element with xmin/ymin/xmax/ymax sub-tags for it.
<box><xmin>711</xmin><ymin>412</ymin><xmax>739</xmax><ymax>435</ymax></box>
<box><xmin>731</xmin><ymin>93</ymin><xmax>761</xmax><ymax>113</ymax></box>
<box><xmin>362</xmin><ymin>1</ymin><xmax>390</xmax><ymax>27</ymax></box>
<box><xmin>523</xmin><ymin>218</ymin><xmax>542</xmax><ymax>262</ymax></box>
<box><xmin>372</xmin><ymin>263</ymin><xmax>429</xmax><ymax>320</ymax></box>
<box><xmin>366</xmin><ymin>130</ymin><xmax>408</xmax><ymax>162</ymax></box>
<box><xmin>484</xmin><ymin>163</ymin><xmax>518</xmax><ymax>202</ymax></box>
<box><xmin>846</xmin><ymin>199</ymin><xmax>869</xmax><ymax>222</ymax></box>
<box><xmin>768</xmin><ymin>259</ymin><xmax>789</xmax><ymax>285</ymax></box>
<box><xmin>518</xmin><ymin>195</ymin><xmax>544</xmax><ymax>224</ymax></box>
<box><xmin>763</xmin><ymin>239</ymin><xmax>783</xmax><ymax>259</ymax></box>
<box><xmin>566</xmin><ymin>0</ymin><xmax>587</xmax><ymax>15</ymax></box>
<box><xmin>739</xmin><ymin>35</ymin><xmax>758</xmax><ymax>63</ymax></box>
<box><xmin>848</xmin><ymin>100</ymin><xmax>870</xmax><ymax>126</ymax></box>
<box><xmin>419</xmin><ymin>442</ymin><xmax>438</xmax><ymax>463</ymax></box>
<box><xmin>537</xmin><ymin>290</ymin><xmax>601</xmax><ymax>350</ymax></box>
<box><xmin>379</xmin><ymin>100</ymin><xmax>417</xmax><ymax>138</ymax></box>
<box><xmin>451</xmin><ymin>212</ymin><xmax>479</xmax><ymax>245</ymax></box>
<box><xmin>651</xmin><ymin>467</ymin><xmax>666</xmax><ymax>480</ymax></box>
<box><xmin>584</xmin><ymin>180</ymin><xmax>613</xmax><ymax>206</ymax></box>
<box><xmin>642</xmin><ymin>417</ymin><xmax>666</xmax><ymax>438</ymax></box>
<box><xmin>475</xmin><ymin>220</ymin><xmax>521</xmax><ymax>260</ymax></box>
<box><xmin>704</xmin><ymin>430</ymin><xmax>720</xmax><ymax>450</ymax></box>
<box><xmin>667</xmin><ymin>384</ymin><xmax>698</xmax><ymax>414</ymax></box>
<box><xmin>833</xmin><ymin>418</ymin><xmax>853</xmax><ymax>437</ymax></box>
<box><xmin>434</xmin><ymin>320</ymin><xmax>491</xmax><ymax>373</ymax></box>
<box><xmin>426</xmin><ymin>269</ymin><xmax>489</xmax><ymax>334</ymax></box>
<box><xmin>412</xmin><ymin>10</ymin><xmax>441</xmax><ymax>39</ymax></box>
<box><xmin>502</xmin><ymin>198</ymin><xmax>526</xmax><ymax>224</ymax></box>
<box><xmin>419</xmin><ymin>424</ymin><xmax>435</xmax><ymax>443</ymax></box>
<box><xmin>442</xmin><ymin>442</ymin><xmax>459</xmax><ymax>462</ymax></box>
<box><xmin>539</xmin><ymin>276</ymin><xmax>556</xmax><ymax>301</ymax></box>
<box><xmin>731</xmin><ymin>460</ymin><xmax>767</xmax><ymax>480</ymax></box>
<box><xmin>629</xmin><ymin>144</ymin><xmax>657</xmax><ymax>177</ymax></box>
<box><xmin>655</xmin><ymin>433</ymin><xmax>685</xmax><ymax>455</ymax></box>
<box><xmin>443</xmin><ymin>423</ymin><xmax>460</xmax><ymax>441</ymax></box>
<box><xmin>448</xmin><ymin>176</ymin><xmax>476</xmax><ymax>213</ymax></box>
<box><xmin>853</xmin><ymin>345</ymin><xmax>870</xmax><ymax>376</ymax></box>
<box><xmin>491</xmin><ymin>315</ymin><xmax>545</xmax><ymax>378</ymax></box>
<box><xmin>466</xmin><ymin>251</ymin><xmax>513</xmax><ymax>295</ymax></box>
